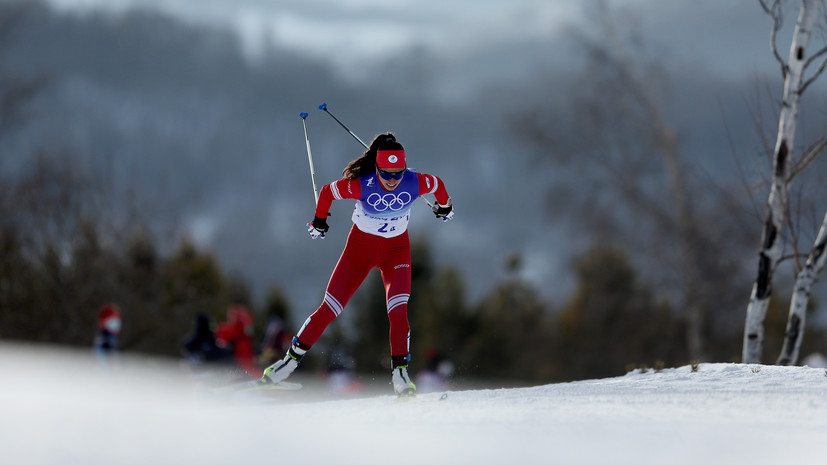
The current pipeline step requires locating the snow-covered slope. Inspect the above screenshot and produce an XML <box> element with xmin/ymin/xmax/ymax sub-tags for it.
<box><xmin>2</xmin><ymin>343</ymin><xmax>825</xmax><ymax>464</ymax></box>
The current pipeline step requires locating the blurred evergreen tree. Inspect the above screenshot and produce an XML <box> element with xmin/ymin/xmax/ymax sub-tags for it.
<box><xmin>0</xmin><ymin>225</ymin><xmax>29</xmax><ymax>339</ymax></box>
<box><xmin>154</xmin><ymin>240</ymin><xmax>230</xmax><ymax>355</ymax></box>
<box><xmin>262</xmin><ymin>284</ymin><xmax>292</xmax><ymax>323</ymax></box>
<box><xmin>117</xmin><ymin>234</ymin><xmax>162</xmax><ymax>351</ymax></box>
<box><xmin>553</xmin><ymin>244</ymin><xmax>684</xmax><ymax>380</ymax></box>
<box><xmin>226</xmin><ymin>276</ymin><xmax>253</xmax><ymax>309</ymax></box>
<box><xmin>410</xmin><ymin>267</ymin><xmax>472</xmax><ymax>369</ymax></box>
<box><xmin>466</xmin><ymin>276</ymin><xmax>551</xmax><ymax>381</ymax></box>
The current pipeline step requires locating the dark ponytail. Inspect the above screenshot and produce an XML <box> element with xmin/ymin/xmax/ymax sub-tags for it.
<box><xmin>342</xmin><ymin>132</ymin><xmax>404</xmax><ymax>179</ymax></box>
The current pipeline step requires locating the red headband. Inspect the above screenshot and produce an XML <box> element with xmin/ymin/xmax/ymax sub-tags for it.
<box><xmin>376</xmin><ymin>149</ymin><xmax>405</xmax><ymax>169</ymax></box>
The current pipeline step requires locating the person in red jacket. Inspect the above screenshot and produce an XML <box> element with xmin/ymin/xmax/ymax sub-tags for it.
<box><xmin>216</xmin><ymin>304</ymin><xmax>258</xmax><ymax>378</ymax></box>
<box><xmin>260</xmin><ymin>132</ymin><xmax>453</xmax><ymax>396</ymax></box>
<box><xmin>94</xmin><ymin>303</ymin><xmax>122</xmax><ymax>367</ymax></box>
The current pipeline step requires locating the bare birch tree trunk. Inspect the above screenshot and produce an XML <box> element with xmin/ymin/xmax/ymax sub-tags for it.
<box><xmin>743</xmin><ymin>0</ymin><xmax>820</xmax><ymax>363</ymax></box>
<box><xmin>777</xmin><ymin>212</ymin><xmax>827</xmax><ymax>365</ymax></box>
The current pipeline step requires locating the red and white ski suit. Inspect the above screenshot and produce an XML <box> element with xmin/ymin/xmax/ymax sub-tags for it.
<box><xmin>295</xmin><ymin>169</ymin><xmax>451</xmax><ymax>360</ymax></box>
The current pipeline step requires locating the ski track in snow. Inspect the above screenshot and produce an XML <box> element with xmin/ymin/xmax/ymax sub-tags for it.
<box><xmin>1</xmin><ymin>343</ymin><xmax>825</xmax><ymax>465</ymax></box>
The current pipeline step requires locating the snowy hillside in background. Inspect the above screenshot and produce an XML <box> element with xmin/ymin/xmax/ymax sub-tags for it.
<box><xmin>2</xmin><ymin>343</ymin><xmax>826</xmax><ymax>465</ymax></box>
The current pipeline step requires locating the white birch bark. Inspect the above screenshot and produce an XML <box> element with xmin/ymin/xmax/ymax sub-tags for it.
<box><xmin>743</xmin><ymin>0</ymin><xmax>820</xmax><ymax>363</ymax></box>
<box><xmin>777</xmin><ymin>212</ymin><xmax>827</xmax><ymax>365</ymax></box>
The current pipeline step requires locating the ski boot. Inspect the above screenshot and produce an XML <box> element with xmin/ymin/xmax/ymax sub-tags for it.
<box><xmin>260</xmin><ymin>341</ymin><xmax>307</xmax><ymax>385</ymax></box>
<box><xmin>392</xmin><ymin>364</ymin><xmax>416</xmax><ymax>397</ymax></box>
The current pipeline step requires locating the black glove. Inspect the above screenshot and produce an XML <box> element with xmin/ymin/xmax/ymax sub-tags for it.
<box><xmin>431</xmin><ymin>201</ymin><xmax>454</xmax><ymax>221</ymax></box>
<box><xmin>307</xmin><ymin>215</ymin><xmax>329</xmax><ymax>239</ymax></box>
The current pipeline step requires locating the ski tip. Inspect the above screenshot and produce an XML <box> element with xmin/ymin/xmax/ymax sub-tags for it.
<box><xmin>299</xmin><ymin>112</ymin><xmax>309</xmax><ymax>119</ymax></box>
<box><xmin>318</xmin><ymin>102</ymin><xmax>327</xmax><ymax>111</ymax></box>
<box><xmin>396</xmin><ymin>387</ymin><xmax>416</xmax><ymax>399</ymax></box>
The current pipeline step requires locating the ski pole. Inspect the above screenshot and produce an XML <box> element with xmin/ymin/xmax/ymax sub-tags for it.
<box><xmin>300</xmin><ymin>112</ymin><xmax>319</xmax><ymax>205</ymax></box>
<box><xmin>319</xmin><ymin>102</ymin><xmax>368</xmax><ymax>149</ymax></box>
<box><xmin>317</xmin><ymin>102</ymin><xmax>435</xmax><ymax>209</ymax></box>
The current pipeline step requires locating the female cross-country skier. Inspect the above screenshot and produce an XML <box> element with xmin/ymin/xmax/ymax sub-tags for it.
<box><xmin>259</xmin><ymin>132</ymin><xmax>453</xmax><ymax>396</ymax></box>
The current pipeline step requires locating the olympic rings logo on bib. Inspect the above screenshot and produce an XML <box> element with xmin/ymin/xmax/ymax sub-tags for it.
<box><xmin>366</xmin><ymin>192</ymin><xmax>411</xmax><ymax>212</ymax></box>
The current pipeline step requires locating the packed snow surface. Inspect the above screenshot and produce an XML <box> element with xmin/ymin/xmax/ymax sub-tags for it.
<box><xmin>2</xmin><ymin>343</ymin><xmax>826</xmax><ymax>464</ymax></box>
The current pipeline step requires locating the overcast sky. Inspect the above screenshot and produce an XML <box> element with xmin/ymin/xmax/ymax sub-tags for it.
<box><xmin>45</xmin><ymin>0</ymin><xmax>781</xmax><ymax>81</ymax></box>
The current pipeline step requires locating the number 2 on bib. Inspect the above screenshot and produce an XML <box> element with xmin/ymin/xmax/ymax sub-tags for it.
<box><xmin>378</xmin><ymin>223</ymin><xmax>396</xmax><ymax>233</ymax></box>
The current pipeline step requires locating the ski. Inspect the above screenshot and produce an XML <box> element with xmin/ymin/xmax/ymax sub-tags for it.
<box><xmin>215</xmin><ymin>378</ymin><xmax>303</xmax><ymax>393</ymax></box>
<box><xmin>394</xmin><ymin>392</ymin><xmax>449</xmax><ymax>402</ymax></box>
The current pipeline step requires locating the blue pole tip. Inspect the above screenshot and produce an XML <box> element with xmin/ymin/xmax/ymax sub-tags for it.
<box><xmin>318</xmin><ymin>102</ymin><xmax>327</xmax><ymax>110</ymax></box>
<box><xmin>299</xmin><ymin>112</ymin><xmax>308</xmax><ymax>118</ymax></box>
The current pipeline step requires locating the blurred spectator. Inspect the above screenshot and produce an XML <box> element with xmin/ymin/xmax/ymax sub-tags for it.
<box><xmin>215</xmin><ymin>305</ymin><xmax>258</xmax><ymax>378</ymax></box>
<box><xmin>94</xmin><ymin>303</ymin><xmax>121</xmax><ymax>366</ymax></box>
<box><xmin>802</xmin><ymin>352</ymin><xmax>827</xmax><ymax>368</ymax></box>
<box><xmin>183</xmin><ymin>312</ymin><xmax>228</xmax><ymax>365</ymax></box>
<box><xmin>416</xmin><ymin>347</ymin><xmax>454</xmax><ymax>393</ymax></box>
<box><xmin>259</xmin><ymin>315</ymin><xmax>293</xmax><ymax>367</ymax></box>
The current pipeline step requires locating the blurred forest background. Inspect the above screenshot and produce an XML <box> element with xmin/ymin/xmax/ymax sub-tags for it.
<box><xmin>2</xmin><ymin>0</ymin><xmax>827</xmax><ymax>384</ymax></box>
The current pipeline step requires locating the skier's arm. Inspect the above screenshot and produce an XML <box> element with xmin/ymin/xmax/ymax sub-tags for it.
<box><xmin>308</xmin><ymin>179</ymin><xmax>362</xmax><ymax>238</ymax></box>
<box><xmin>417</xmin><ymin>173</ymin><xmax>451</xmax><ymax>207</ymax></box>
<box><xmin>314</xmin><ymin>178</ymin><xmax>361</xmax><ymax>218</ymax></box>
<box><xmin>418</xmin><ymin>173</ymin><xmax>453</xmax><ymax>220</ymax></box>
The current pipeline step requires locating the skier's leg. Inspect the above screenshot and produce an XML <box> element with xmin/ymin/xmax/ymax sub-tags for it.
<box><xmin>382</xmin><ymin>266</ymin><xmax>411</xmax><ymax>362</ymax></box>
<box><xmin>295</xmin><ymin>228</ymin><xmax>376</xmax><ymax>347</ymax></box>
<box><xmin>380</xmin><ymin>233</ymin><xmax>415</xmax><ymax>396</ymax></box>
<box><xmin>264</xmin><ymin>228</ymin><xmax>375</xmax><ymax>384</ymax></box>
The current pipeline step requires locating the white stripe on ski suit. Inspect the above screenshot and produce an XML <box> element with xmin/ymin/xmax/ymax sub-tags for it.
<box><xmin>386</xmin><ymin>293</ymin><xmax>410</xmax><ymax>314</ymax></box>
<box><xmin>295</xmin><ymin>292</ymin><xmax>344</xmax><ymax>344</ymax></box>
<box><xmin>330</xmin><ymin>182</ymin><xmax>343</xmax><ymax>200</ymax></box>
<box><xmin>324</xmin><ymin>292</ymin><xmax>344</xmax><ymax>316</ymax></box>
<box><xmin>425</xmin><ymin>174</ymin><xmax>438</xmax><ymax>195</ymax></box>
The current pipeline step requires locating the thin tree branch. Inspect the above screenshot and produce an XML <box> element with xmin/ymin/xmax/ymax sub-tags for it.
<box><xmin>759</xmin><ymin>0</ymin><xmax>789</xmax><ymax>77</ymax></box>
<box><xmin>803</xmin><ymin>43</ymin><xmax>827</xmax><ymax>68</ymax></box>
<box><xmin>777</xmin><ymin>252</ymin><xmax>812</xmax><ymax>265</ymax></box>
<box><xmin>788</xmin><ymin>136</ymin><xmax>827</xmax><ymax>181</ymax></box>
<box><xmin>800</xmin><ymin>50</ymin><xmax>827</xmax><ymax>93</ymax></box>
<box><xmin>717</xmin><ymin>96</ymin><xmax>764</xmax><ymax>224</ymax></box>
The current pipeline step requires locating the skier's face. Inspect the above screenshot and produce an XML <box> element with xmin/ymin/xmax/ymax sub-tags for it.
<box><xmin>377</xmin><ymin>167</ymin><xmax>404</xmax><ymax>191</ymax></box>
